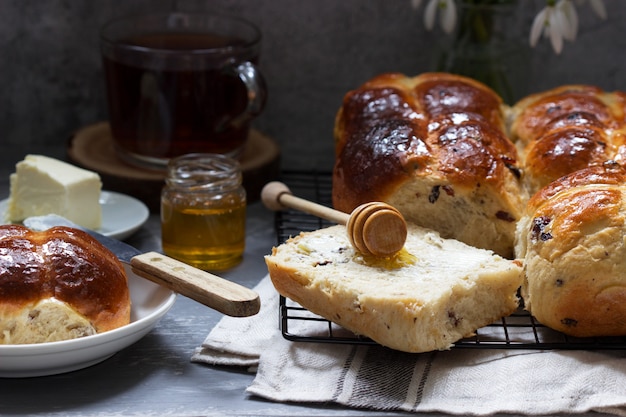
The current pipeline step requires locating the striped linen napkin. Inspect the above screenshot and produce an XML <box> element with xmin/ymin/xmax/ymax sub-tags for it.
<box><xmin>192</xmin><ymin>276</ymin><xmax>626</xmax><ymax>416</ymax></box>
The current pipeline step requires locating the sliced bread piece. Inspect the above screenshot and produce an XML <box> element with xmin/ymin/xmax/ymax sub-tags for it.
<box><xmin>265</xmin><ymin>224</ymin><xmax>523</xmax><ymax>353</ymax></box>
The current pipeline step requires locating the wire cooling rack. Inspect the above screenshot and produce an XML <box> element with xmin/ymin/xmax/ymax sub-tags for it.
<box><xmin>274</xmin><ymin>170</ymin><xmax>626</xmax><ymax>350</ymax></box>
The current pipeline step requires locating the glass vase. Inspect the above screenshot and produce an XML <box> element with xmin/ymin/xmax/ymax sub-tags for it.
<box><xmin>434</xmin><ymin>0</ymin><xmax>531</xmax><ymax>104</ymax></box>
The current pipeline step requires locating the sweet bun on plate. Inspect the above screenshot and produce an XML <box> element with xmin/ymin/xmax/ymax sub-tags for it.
<box><xmin>0</xmin><ymin>224</ymin><xmax>130</xmax><ymax>344</ymax></box>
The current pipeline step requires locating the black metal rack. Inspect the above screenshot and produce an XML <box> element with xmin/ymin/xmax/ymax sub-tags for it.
<box><xmin>274</xmin><ymin>171</ymin><xmax>626</xmax><ymax>350</ymax></box>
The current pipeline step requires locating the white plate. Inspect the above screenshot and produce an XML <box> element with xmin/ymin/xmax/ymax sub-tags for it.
<box><xmin>0</xmin><ymin>190</ymin><xmax>150</xmax><ymax>241</ymax></box>
<box><xmin>98</xmin><ymin>191</ymin><xmax>150</xmax><ymax>240</ymax></box>
<box><xmin>0</xmin><ymin>264</ymin><xmax>176</xmax><ymax>378</ymax></box>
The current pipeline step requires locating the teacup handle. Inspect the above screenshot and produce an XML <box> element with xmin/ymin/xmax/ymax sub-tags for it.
<box><xmin>222</xmin><ymin>61</ymin><xmax>267</xmax><ymax>130</ymax></box>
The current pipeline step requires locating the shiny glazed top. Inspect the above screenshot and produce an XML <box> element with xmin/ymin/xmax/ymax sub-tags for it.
<box><xmin>511</xmin><ymin>85</ymin><xmax>626</xmax><ymax>193</ymax></box>
<box><xmin>333</xmin><ymin>72</ymin><xmax>519</xmax><ymax>212</ymax></box>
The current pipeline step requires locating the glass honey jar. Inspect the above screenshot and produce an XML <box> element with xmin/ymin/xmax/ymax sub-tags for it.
<box><xmin>161</xmin><ymin>153</ymin><xmax>246</xmax><ymax>270</ymax></box>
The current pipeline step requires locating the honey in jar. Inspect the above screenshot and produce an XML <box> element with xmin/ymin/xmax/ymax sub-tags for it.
<box><xmin>161</xmin><ymin>153</ymin><xmax>246</xmax><ymax>270</ymax></box>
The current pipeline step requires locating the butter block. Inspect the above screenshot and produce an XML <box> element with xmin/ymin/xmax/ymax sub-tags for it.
<box><xmin>6</xmin><ymin>155</ymin><xmax>102</xmax><ymax>230</ymax></box>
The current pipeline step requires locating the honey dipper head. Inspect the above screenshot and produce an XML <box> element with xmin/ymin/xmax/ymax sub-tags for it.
<box><xmin>347</xmin><ymin>202</ymin><xmax>407</xmax><ymax>257</ymax></box>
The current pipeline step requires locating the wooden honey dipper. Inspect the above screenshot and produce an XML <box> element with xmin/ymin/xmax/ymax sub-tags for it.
<box><xmin>261</xmin><ymin>181</ymin><xmax>407</xmax><ymax>257</ymax></box>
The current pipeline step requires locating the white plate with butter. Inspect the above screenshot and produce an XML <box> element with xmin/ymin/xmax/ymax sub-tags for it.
<box><xmin>0</xmin><ymin>264</ymin><xmax>176</xmax><ymax>378</ymax></box>
<box><xmin>0</xmin><ymin>190</ymin><xmax>150</xmax><ymax>241</ymax></box>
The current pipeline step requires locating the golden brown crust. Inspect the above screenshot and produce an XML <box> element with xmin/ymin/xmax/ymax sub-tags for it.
<box><xmin>511</xmin><ymin>85</ymin><xmax>626</xmax><ymax>193</ymax></box>
<box><xmin>510</xmin><ymin>85</ymin><xmax>625</xmax><ymax>143</ymax></box>
<box><xmin>413</xmin><ymin>72</ymin><xmax>506</xmax><ymax>129</ymax></box>
<box><xmin>526</xmin><ymin>160</ymin><xmax>626</xmax><ymax>213</ymax></box>
<box><xmin>0</xmin><ymin>225</ymin><xmax>130</xmax><ymax>334</ymax></box>
<box><xmin>429</xmin><ymin>112</ymin><xmax>519</xmax><ymax>187</ymax></box>
<box><xmin>523</xmin><ymin>123</ymin><xmax>611</xmax><ymax>191</ymax></box>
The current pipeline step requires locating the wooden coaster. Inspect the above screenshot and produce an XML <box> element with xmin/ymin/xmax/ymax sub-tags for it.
<box><xmin>67</xmin><ymin>121</ymin><xmax>281</xmax><ymax>212</ymax></box>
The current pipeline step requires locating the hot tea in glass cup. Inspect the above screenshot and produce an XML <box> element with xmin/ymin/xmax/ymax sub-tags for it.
<box><xmin>100</xmin><ymin>12</ymin><xmax>267</xmax><ymax>169</ymax></box>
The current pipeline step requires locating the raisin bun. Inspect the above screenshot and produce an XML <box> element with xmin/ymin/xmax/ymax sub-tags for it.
<box><xmin>510</xmin><ymin>84</ymin><xmax>626</xmax><ymax>195</ymax></box>
<box><xmin>515</xmin><ymin>161</ymin><xmax>626</xmax><ymax>337</ymax></box>
<box><xmin>333</xmin><ymin>72</ymin><xmax>526</xmax><ymax>258</ymax></box>
<box><xmin>0</xmin><ymin>225</ymin><xmax>131</xmax><ymax>344</ymax></box>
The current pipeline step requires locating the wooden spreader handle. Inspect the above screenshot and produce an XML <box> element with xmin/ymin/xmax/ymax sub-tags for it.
<box><xmin>130</xmin><ymin>252</ymin><xmax>260</xmax><ymax>318</ymax></box>
<box><xmin>261</xmin><ymin>181</ymin><xmax>407</xmax><ymax>257</ymax></box>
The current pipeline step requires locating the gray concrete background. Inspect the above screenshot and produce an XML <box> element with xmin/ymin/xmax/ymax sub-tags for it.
<box><xmin>1</xmin><ymin>0</ymin><xmax>623</xmax><ymax>172</ymax></box>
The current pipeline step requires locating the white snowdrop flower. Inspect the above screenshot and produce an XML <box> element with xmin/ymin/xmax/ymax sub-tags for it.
<box><xmin>530</xmin><ymin>7</ymin><xmax>548</xmax><ymax>47</ymax></box>
<box><xmin>423</xmin><ymin>0</ymin><xmax>457</xmax><ymax>34</ymax></box>
<box><xmin>558</xmin><ymin>0</ymin><xmax>578</xmax><ymax>41</ymax></box>
<box><xmin>575</xmin><ymin>0</ymin><xmax>607</xmax><ymax>19</ymax></box>
<box><xmin>411</xmin><ymin>0</ymin><xmax>607</xmax><ymax>55</ymax></box>
<box><xmin>530</xmin><ymin>0</ymin><xmax>578</xmax><ymax>54</ymax></box>
<box><xmin>590</xmin><ymin>0</ymin><xmax>608</xmax><ymax>19</ymax></box>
